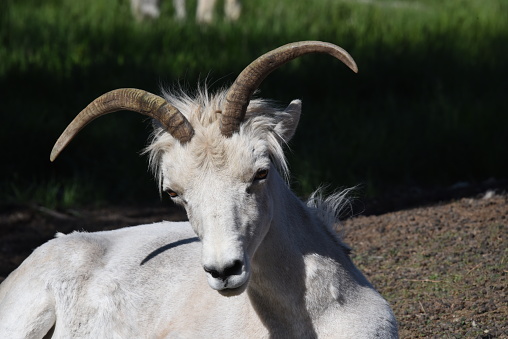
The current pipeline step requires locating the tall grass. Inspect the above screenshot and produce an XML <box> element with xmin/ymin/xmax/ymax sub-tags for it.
<box><xmin>1</xmin><ymin>0</ymin><xmax>507</xmax><ymax>207</ymax></box>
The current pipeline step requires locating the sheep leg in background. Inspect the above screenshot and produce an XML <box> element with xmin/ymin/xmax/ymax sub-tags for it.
<box><xmin>225</xmin><ymin>0</ymin><xmax>241</xmax><ymax>21</ymax></box>
<box><xmin>173</xmin><ymin>0</ymin><xmax>186</xmax><ymax>20</ymax></box>
<box><xmin>197</xmin><ymin>0</ymin><xmax>217</xmax><ymax>23</ymax></box>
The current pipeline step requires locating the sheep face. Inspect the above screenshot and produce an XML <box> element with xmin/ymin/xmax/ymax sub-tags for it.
<box><xmin>149</xmin><ymin>96</ymin><xmax>302</xmax><ymax>294</ymax></box>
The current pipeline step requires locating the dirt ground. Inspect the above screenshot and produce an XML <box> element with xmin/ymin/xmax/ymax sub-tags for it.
<box><xmin>1</xmin><ymin>185</ymin><xmax>507</xmax><ymax>338</ymax></box>
<box><xmin>345</xmin><ymin>191</ymin><xmax>507</xmax><ymax>338</ymax></box>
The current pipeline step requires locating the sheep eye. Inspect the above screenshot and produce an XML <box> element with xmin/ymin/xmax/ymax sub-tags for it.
<box><xmin>165</xmin><ymin>189</ymin><xmax>178</xmax><ymax>198</ymax></box>
<box><xmin>254</xmin><ymin>169</ymin><xmax>269</xmax><ymax>181</ymax></box>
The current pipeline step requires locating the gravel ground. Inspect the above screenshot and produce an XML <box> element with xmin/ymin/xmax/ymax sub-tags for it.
<box><xmin>1</xmin><ymin>190</ymin><xmax>506</xmax><ymax>337</ymax></box>
<box><xmin>345</xmin><ymin>191</ymin><xmax>507</xmax><ymax>338</ymax></box>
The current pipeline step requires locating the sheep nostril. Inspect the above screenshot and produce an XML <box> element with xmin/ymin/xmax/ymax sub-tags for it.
<box><xmin>204</xmin><ymin>266</ymin><xmax>220</xmax><ymax>279</ymax></box>
<box><xmin>224</xmin><ymin>260</ymin><xmax>243</xmax><ymax>277</ymax></box>
<box><xmin>204</xmin><ymin>260</ymin><xmax>243</xmax><ymax>280</ymax></box>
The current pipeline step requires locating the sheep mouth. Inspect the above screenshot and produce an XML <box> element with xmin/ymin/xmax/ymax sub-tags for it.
<box><xmin>207</xmin><ymin>271</ymin><xmax>250</xmax><ymax>295</ymax></box>
<box><xmin>218</xmin><ymin>280</ymin><xmax>249</xmax><ymax>297</ymax></box>
<box><xmin>208</xmin><ymin>269</ymin><xmax>251</xmax><ymax>296</ymax></box>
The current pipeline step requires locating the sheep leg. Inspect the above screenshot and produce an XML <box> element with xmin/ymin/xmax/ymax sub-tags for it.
<box><xmin>197</xmin><ymin>0</ymin><xmax>217</xmax><ymax>23</ymax></box>
<box><xmin>0</xmin><ymin>266</ymin><xmax>55</xmax><ymax>338</ymax></box>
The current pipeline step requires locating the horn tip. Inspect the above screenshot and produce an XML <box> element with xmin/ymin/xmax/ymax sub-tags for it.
<box><xmin>50</xmin><ymin>148</ymin><xmax>59</xmax><ymax>162</ymax></box>
<box><xmin>349</xmin><ymin>60</ymin><xmax>359</xmax><ymax>73</ymax></box>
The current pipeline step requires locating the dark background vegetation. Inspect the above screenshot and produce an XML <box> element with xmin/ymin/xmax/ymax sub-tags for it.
<box><xmin>1</xmin><ymin>0</ymin><xmax>507</xmax><ymax>208</ymax></box>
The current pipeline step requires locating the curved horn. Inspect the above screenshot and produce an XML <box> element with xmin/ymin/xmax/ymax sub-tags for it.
<box><xmin>50</xmin><ymin>88</ymin><xmax>194</xmax><ymax>162</ymax></box>
<box><xmin>221</xmin><ymin>41</ymin><xmax>358</xmax><ymax>137</ymax></box>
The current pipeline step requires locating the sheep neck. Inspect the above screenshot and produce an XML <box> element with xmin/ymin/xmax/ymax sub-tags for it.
<box><xmin>246</xmin><ymin>177</ymin><xmax>358</xmax><ymax>337</ymax></box>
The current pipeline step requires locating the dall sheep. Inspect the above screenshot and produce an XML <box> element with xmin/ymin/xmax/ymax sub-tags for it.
<box><xmin>131</xmin><ymin>0</ymin><xmax>241</xmax><ymax>23</ymax></box>
<box><xmin>0</xmin><ymin>41</ymin><xmax>398</xmax><ymax>338</ymax></box>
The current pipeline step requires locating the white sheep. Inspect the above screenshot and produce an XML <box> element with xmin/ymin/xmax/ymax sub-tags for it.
<box><xmin>0</xmin><ymin>41</ymin><xmax>398</xmax><ymax>338</ymax></box>
<box><xmin>131</xmin><ymin>0</ymin><xmax>241</xmax><ymax>23</ymax></box>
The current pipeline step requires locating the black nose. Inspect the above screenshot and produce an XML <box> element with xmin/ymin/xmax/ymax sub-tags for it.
<box><xmin>204</xmin><ymin>260</ymin><xmax>243</xmax><ymax>280</ymax></box>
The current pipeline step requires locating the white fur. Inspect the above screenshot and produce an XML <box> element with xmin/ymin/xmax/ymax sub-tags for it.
<box><xmin>0</xmin><ymin>88</ymin><xmax>398</xmax><ymax>338</ymax></box>
<box><xmin>131</xmin><ymin>0</ymin><xmax>241</xmax><ymax>22</ymax></box>
<box><xmin>131</xmin><ymin>0</ymin><xmax>161</xmax><ymax>21</ymax></box>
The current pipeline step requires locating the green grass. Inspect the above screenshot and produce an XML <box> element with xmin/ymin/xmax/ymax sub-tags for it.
<box><xmin>6</xmin><ymin>175</ymin><xmax>103</xmax><ymax>209</ymax></box>
<box><xmin>1</xmin><ymin>0</ymin><xmax>507</xmax><ymax>207</ymax></box>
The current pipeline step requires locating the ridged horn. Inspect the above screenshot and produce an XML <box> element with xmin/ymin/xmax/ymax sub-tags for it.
<box><xmin>220</xmin><ymin>41</ymin><xmax>358</xmax><ymax>137</ymax></box>
<box><xmin>50</xmin><ymin>88</ymin><xmax>194</xmax><ymax>162</ymax></box>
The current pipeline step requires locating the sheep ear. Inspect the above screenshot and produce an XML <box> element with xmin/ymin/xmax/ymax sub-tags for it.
<box><xmin>274</xmin><ymin>99</ymin><xmax>302</xmax><ymax>143</ymax></box>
